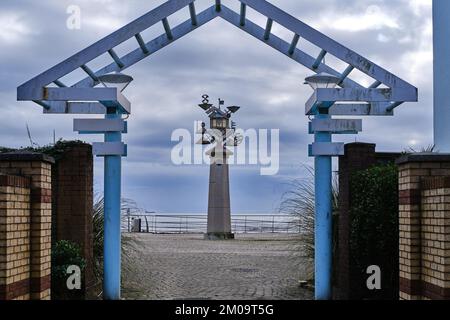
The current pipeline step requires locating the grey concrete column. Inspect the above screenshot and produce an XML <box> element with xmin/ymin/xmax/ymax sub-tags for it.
<box><xmin>205</xmin><ymin>148</ymin><xmax>234</xmax><ymax>240</ymax></box>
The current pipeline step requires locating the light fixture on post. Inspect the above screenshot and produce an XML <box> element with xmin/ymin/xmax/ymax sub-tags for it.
<box><xmin>98</xmin><ymin>72</ymin><xmax>134</xmax><ymax>93</ymax></box>
<box><xmin>96</xmin><ymin>71</ymin><xmax>133</xmax><ymax>300</ymax></box>
<box><xmin>304</xmin><ymin>71</ymin><xmax>365</xmax><ymax>300</ymax></box>
<box><xmin>304</xmin><ymin>72</ymin><xmax>340</xmax><ymax>90</ymax></box>
<box><xmin>305</xmin><ymin>72</ymin><xmax>340</xmax><ymax>301</ymax></box>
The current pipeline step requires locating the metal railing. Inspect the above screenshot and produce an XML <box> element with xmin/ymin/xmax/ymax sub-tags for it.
<box><xmin>123</xmin><ymin>214</ymin><xmax>299</xmax><ymax>234</ymax></box>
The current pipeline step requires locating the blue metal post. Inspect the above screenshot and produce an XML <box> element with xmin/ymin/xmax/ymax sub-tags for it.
<box><xmin>103</xmin><ymin>108</ymin><xmax>122</xmax><ymax>300</ymax></box>
<box><xmin>314</xmin><ymin>113</ymin><xmax>333</xmax><ymax>300</ymax></box>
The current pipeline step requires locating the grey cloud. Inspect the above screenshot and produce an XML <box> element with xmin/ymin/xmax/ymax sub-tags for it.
<box><xmin>0</xmin><ymin>0</ymin><xmax>432</xmax><ymax>212</ymax></box>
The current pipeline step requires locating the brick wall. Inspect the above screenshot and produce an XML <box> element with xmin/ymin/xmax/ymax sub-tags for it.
<box><xmin>51</xmin><ymin>143</ymin><xmax>94</xmax><ymax>293</ymax></box>
<box><xmin>0</xmin><ymin>174</ymin><xmax>31</xmax><ymax>300</ymax></box>
<box><xmin>336</xmin><ymin>143</ymin><xmax>400</xmax><ymax>299</ymax></box>
<box><xmin>0</xmin><ymin>153</ymin><xmax>54</xmax><ymax>300</ymax></box>
<box><xmin>397</xmin><ymin>154</ymin><xmax>450</xmax><ymax>300</ymax></box>
<box><xmin>0</xmin><ymin>145</ymin><xmax>95</xmax><ymax>300</ymax></box>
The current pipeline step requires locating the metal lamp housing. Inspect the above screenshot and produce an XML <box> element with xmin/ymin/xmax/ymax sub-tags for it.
<box><xmin>98</xmin><ymin>72</ymin><xmax>134</xmax><ymax>92</ymax></box>
<box><xmin>304</xmin><ymin>72</ymin><xmax>340</xmax><ymax>90</ymax></box>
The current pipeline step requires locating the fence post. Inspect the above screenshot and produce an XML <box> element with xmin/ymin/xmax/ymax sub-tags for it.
<box><xmin>244</xmin><ymin>216</ymin><xmax>247</xmax><ymax>233</ymax></box>
<box><xmin>127</xmin><ymin>209</ymin><xmax>131</xmax><ymax>232</ymax></box>
<box><xmin>272</xmin><ymin>216</ymin><xmax>275</xmax><ymax>233</ymax></box>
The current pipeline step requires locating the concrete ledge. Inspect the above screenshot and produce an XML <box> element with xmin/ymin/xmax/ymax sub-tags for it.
<box><xmin>0</xmin><ymin>152</ymin><xmax>55</xmax><ymax>164</ymax></box>
<box><xmin>396</xmin><ymin>153</ymin><xmax>450</xmax><ymax>165</ymax></box>
<box><xmin>204</xmin><ymin>232</ymin><xmax>235</xmax><ymax>240</ymax></box>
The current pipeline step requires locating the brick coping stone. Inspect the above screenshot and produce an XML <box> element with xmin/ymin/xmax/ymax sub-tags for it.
<box><xmin>0</xmin><ymin>174</ymin><xmax>30</xmax><ymax>188</ymax></box>
<box><xmin>421</xmin><ymin>176</ymin><xmax>450</xmax><ymax>190</ymax></box>
<box><xmin>396</xmin><ymin>153</ymin><xmax>450</xmax><ymax>165</ymax></box>
<box><xmin>0</xmin><ymin>152</ymin><xmax>55</xmax><ymax>164</ymax></box>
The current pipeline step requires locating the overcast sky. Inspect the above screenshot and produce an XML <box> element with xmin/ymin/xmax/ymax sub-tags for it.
<box><xmin>0</xmin><ymin>0</ymin><xmax>432</xmax><ymax>213</ymax></box>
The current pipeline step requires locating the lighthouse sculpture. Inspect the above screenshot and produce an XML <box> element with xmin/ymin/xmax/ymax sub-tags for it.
<box><xmin>197</xmin><ymin>95</ymin><xmax>242</xmax><ymax>240</ymax></box>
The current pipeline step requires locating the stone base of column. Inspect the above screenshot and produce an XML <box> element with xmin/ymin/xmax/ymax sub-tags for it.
<box><xmin>204</xmin><ymin>232</ymin><xmax>235</xmax><ymax>240</ymax></box>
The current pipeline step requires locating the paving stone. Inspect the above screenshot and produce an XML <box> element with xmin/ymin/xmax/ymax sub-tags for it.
<box><xmin>122</xmin><ymin>233</ymin><xmax>313</xmax><ymax>300</ymax></box>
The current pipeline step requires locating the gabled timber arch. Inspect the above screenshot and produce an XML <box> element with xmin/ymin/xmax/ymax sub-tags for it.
<box><xmin>16</xmin><ymin>0</ymin><xmax>418</xmax><ymax>301</ymax></box>
<box><xmin>17</xmin><ymin>0</ymin><xmax>417</xmax><ymax>113</ymax></box>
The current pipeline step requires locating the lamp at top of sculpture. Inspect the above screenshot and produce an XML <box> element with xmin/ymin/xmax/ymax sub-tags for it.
<box><xmin>197</xmin><ymin>94</ymin><xmax>242</xmax><ymax>147</ymax></box>
<box><xmin>210</xmin><ymin>110</ymin><xmax>229</xmax><ymax>130</ymax></box>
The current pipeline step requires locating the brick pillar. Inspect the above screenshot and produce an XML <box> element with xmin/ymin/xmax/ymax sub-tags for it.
<box><xmin>336</xmin><ymin>143</ymin><xmax>376</xmax><ymax>299</ymax></box>
<box><xmin>397</xmin><ymin>154</ymin><xmax>450</xmax><ymax>300</ymax></box>
<box><xmin>420</xmin><ymin>177</ymin><xmax>450</xmax><ymax>299</ymax></box>
<box><xmin>0</xmin><ymin>174</ymin><xmax>31</xmax><ymax>300</ymax></box>
<box><xmin>0</xmin><ymin>153</ymin><xmax>54</xmax><ymax>300</ymax></box>
<box><xmin>397</xmin><ymin>159</ymin><xmax>423</xmax><ymax>299</ymax></box>
<box><xmin>52</xmin><ymin>143</ymin><xmax>94</xmax><ymax>293</ymax></box>
<box><xmin>336</xmin><ymin>143</ymin><xmax>401</xmax><ymax>299</ymax></box>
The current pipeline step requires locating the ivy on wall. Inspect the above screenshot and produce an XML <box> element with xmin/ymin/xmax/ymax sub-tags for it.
<box><xmin>0</xmin><ymin>140</ymin><xmax>87</xmax><ymax>161</ymax></box>
<box><xmin>349</xmin><ymin>164</ymin><xmax>399</xmax><ymax>300</ymax></box>
<box><xmin>51</xmin><ymin>240</ymin><xmax>86</xmax><ymax>300</ymax></box>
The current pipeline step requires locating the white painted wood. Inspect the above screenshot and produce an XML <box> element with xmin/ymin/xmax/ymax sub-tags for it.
<box><xmin>92</xmin><ymin>142</ymin><xmax>127</xmax><ymax>156</ymax></box>
<box><xmin>309</xmin><ymin>142</ymin><xmax>344</xmax><ymax>156</ymax></box>
<box><xmin>74</xmin><ymin>119</ymin><xmax>126</xmax><ymax>132</ymax></box>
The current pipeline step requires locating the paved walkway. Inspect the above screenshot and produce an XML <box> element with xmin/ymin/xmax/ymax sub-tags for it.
<box><xmin>121</xmin><ymin>233</ymin><xmax>313</xmax><ymax>300</ymax></box>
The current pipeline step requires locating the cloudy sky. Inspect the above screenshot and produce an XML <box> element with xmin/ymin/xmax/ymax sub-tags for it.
<box><xmin>0</xmin><ymin>0</ymin><xmax>432</xmax><ymax>213</ymax></box>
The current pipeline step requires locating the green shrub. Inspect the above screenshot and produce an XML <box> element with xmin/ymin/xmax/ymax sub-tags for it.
<box><xmin>51</xmin><ymin>240</ymin><xmax>86</xmax><ymax>300</ymax></box>
<box><xmin>349</xmin><ymin>164</ymin><xmax>399</xmax><ymax>299</ymax></box>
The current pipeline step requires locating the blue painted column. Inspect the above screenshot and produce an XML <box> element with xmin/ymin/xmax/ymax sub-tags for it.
<box><xmin>103</xmin><ymin>108</ymin><xmax>122</xmax><ymax>300</ymax></box>
<box><xmin>433</xmin><ymin>0</ymin><xmax>450</xmax><ymax>151</ymax></box>
<box><xmin>314</xmin><ymin>113</ymin><xmax>333</xmax><ymax>300</ymax></box>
